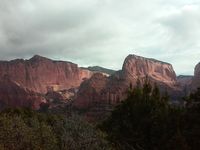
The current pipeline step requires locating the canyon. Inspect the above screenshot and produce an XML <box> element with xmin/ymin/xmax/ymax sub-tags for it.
<box><xmin>0</xmin><ymin>54</ymin><xmax>199</xmax><ymax>110</ymax></box>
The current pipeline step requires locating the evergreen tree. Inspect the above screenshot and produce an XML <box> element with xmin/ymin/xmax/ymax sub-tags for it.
<box><xmin>100</xmin><ymin>80</ymin><xmax>185</xmax><ymax>150</ymax></box>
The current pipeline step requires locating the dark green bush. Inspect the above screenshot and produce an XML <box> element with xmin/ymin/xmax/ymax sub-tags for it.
<box><xmin>100</xmin><ymin>80</ymin><xmax>188</xmax><ymax>150</ymax></box>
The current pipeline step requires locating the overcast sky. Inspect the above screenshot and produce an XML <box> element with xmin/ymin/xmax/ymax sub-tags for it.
<box><xmin>0</xmin><ymin>0</ymin><xmax>200</xmax><ymax>75</ymax></box>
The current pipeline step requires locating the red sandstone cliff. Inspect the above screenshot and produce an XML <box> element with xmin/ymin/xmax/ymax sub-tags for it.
<box><xmin>0</xmin><ymin>55</ymin><xmax>93</xmax><ymax>94</ymax></box>
<box><xmin>73</xmin><ymin>73</ymin><xmax>108</xmax><ymax>109</ymax></box>
<box><xmin>122</xmin><ymin>55</ymin><xmax>177</xmax><ymax>86</ymax></box>
<box><xmin>73</xmin><ymin>54</ymin><xmax>182</xmax><ymax>109</ymax></box>
<box><xmin>0</xmin><ymin>54</ymin><xmax>185</xmax><ymax>110</ymax></box>
<box><xmin>0</xmin><ymin>78</ymin><xmax>46</xmax><ymax>109</ymax></box>
<box><xmin>192</xmin><ymin>62</ymin><xmax>200</xmax><ymax>90</ymax></box>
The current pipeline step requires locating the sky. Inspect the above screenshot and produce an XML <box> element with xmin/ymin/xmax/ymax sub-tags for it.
<box><xmin>0</xmin><ymin>0</ymin><xmax>200</xmax><ymax>75</ymax></box>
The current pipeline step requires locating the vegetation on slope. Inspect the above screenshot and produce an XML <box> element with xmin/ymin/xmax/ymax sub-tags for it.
<box><xmin>0</xmin><ymin>108</ymin><xmax>111</xmax><ymax>150</ymax></box>
<box><xmin>100</xmin><ymin>80</ymin><xmax>200</xmax><ymax>150</ymax></box>
<box><xmin>1</xmin><ymin>81</ymin><xmax>200</xmax><ymax>150</ymax></box>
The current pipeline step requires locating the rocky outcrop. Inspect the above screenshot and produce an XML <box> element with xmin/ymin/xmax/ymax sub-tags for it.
<box><xmin>0</xmin><ymin>78</ymin><xmax>46</xmax><ymax>110</ymax></box>
<box><xmin>74</xmin><ymin>54</ymin><xmax>182</xmax><ymax>110</ymax></box>
<box><xmin>0</xmin><ymin>55</ymin><xmax>93</xmax><ymax>94</ymax></box>
<box><xmin>192</xmin><ymin>62</ymin><xmax>200</xmax><ymax>90</ymax></box>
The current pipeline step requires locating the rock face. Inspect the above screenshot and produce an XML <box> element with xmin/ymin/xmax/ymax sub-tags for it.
<box><xmin>73</xmin><ymin>73</ymin><xmax>109</xmax><ymax>109</ymax></box>
<box><xmin>0</xmin><ymin>55</ymin><xmax>93</xmax><ymax>109</ymax></box>
<box><xmin>192</xmin><ymin>62</ymin><xmax>200</xmax><ymax>90</ymax></box>
<box><xmin>0</xmin><ymin>54</ymin><xmax>186</xmax><ymax>111</ymax></box>
<box><xmin>0</xmin><ymin>78</ymin><xmax>46</xmax><ymax>110</ymax></box>
<box><xmin>122</xmin><ymin>55</ymin><xmax>177</xmax><ymax>86</ymax></box>
<box><xmin>177</xmin><ymin>75</ymin><xmax>193</xmax><ymax>88</ymax></box>
<box><xmin>0</xmin><ymin>55</ymin><xmax>93</xmax><ymax>94</ymax></box>
<box><xmin>177</xmin><ymin>75</ymin><xmax>193</xmax><ymax>96</ymax></box>
<box><xmin>73</xmin><ymin>54</ymin><xmax>181</xmax><ymax>110</ymax></box>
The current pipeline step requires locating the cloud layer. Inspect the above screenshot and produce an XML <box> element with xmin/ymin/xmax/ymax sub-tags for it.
<box><xmin>0</xmin><ymin>0</ymin><xmax>199</xmax><ymax>75</ymax></box>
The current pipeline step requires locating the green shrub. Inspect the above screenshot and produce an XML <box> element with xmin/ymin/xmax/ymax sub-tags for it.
<box><xmin>100</xmin><ymin>80</ymin><xmax>187</xmax><ymax>150</ymax></box>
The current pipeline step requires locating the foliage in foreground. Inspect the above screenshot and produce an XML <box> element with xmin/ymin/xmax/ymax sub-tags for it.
<box><xmin>0</xmin><ymin>108</ymin><xmax>111</xmax><ymax>150</ymax></box>
<box><xmin>2</xmin><ymin>83</ymin><xmax>200</xmax><ymax>150</ymax></box>
<box><xmin>100</xmin><ymin>80</ymin><xmax>200</xmax><ymax>150</ymax></box>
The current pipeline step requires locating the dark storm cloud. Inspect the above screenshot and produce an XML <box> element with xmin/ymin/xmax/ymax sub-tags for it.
<box><xmin>0</xmin><ymin>0</ymin><xmax>107</xmax><ymax>58</ymax></box>
<box><xmin>0</xmin><ymin>0</ymin><xmax>199</xmax><ymax>74</ymax></box>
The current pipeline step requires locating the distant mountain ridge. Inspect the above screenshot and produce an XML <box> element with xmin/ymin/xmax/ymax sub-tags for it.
<box><xmin>81</xmin><ymin>66</ymin><xmax>116</xmax><ymax>75</ymax></box>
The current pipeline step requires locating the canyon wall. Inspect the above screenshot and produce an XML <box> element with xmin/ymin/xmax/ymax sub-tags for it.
<box><xmin>74</xmin><ymin>54</ymin><xmax>182</xmax><ymax>109</ymax></box>
<box><xmin>192</xmin><ymin>63</ymin><xmax>200</xmax><ymax>90</ymax></box>
<box><xmin>0</xmin><ymin>55</ymin><xmax>93</xmax><ymax>94</ymax></box>
<box><xmin>0</xmin><ymin>78</ymin><xmax>46</xmax><ymax>109</ymax></box>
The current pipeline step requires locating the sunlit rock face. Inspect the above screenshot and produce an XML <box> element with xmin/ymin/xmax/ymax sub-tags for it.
<box><xmin>107</xmin><ymin>54</ymin><xmax>181</xmax><ymax>101</ymax></box>
<box><xmin>0</xmin><ymin>78</ymin><xmax>46</xmax><ymax>110</ymax></box>
<box><xmin>192</xmin><ymin>62</ymin><xmax>200</xmax><ymax>90</ymax></box>
<box><xmin>0</xmin><ymin>55</ymin><xmax>93</xmax><ymax>94</ymax></box>
<box><xmin>74</xmin><ymin>54</ymin><xmax>182</xmax><ymax>110</ymax></box>
<box><xmin>122</xmin><ymin>54</ymin><xmax>177</xmax><ymax>86</ymax></box>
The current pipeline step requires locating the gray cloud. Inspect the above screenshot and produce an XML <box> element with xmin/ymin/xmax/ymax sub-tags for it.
<box><xmin>158</xmin><ymin>3</ymin><xmax>200</xmax><ymax>74</ymax></box>
<box><xmin>0</xmin><ymin>0</ymin><xmax>199</xmax><ymax>75</ymax></box>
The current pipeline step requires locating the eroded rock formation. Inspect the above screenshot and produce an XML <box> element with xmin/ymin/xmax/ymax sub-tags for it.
<box><xmin>74</xmin><ymin>54</ymin><xmax>182</xmax><ymax>110</ymax></box>
<box><xmin>0</xmin><ymin>55</ymin><xmax>93</xmax><ymax>109</ymax></box>
<box><xmin>0</xmin><ymin>55</ymin><xmax>93</xmax><ymax>94</ymax></box>
<box><xmin>0</xmin><ymin>78</ymin><xmax>46</xmax><ymax>109</ymax></box>
<box><xmin>73</xmin><ymin>73</ymin><xmax>109</xmax><ymax>109</ymax></box>
<box><xmin>122</xmin><ymin>55</ymin><xmax>177</xmax><ymax>86</ymax></box>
